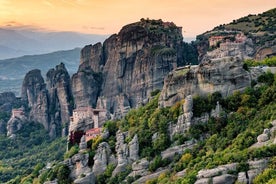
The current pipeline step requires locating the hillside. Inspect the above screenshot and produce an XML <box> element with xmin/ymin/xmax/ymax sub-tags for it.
<box><xmin>196</xmin><ymin>8</ymin><xmax>276</xmax><ymax>62</ymax></box>
<box><xmin>0</xmin><ymin>48</ymin><xmax>80</xmax><ymax>96</ymax></box>
<box><xmin>30</xmin><ymin>70</ymin><xmax>276</xmax><ymax>184</ymax></box>
<box><xmin>215</xmin><ymin>8</ymin><xmax>276</xmax><ymax>34</ymax></box>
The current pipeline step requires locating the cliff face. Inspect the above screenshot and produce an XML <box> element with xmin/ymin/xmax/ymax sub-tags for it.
<box><xmin>21</xmin><ymin>69</ymin><xmax>50</xmax><ymax>130</ymax></box>
<box><xmin>159</xmin><ymin>57</ymin><xmax>263</xmax><ymax>107</ymax></box>
<box><xmin>73</xmin><ymin>19</ymin><xmax>188</xmax><ymax>115</ymax></box>
<box><xmin>46</xmin><ymin>63</ymin><xmax>73</xmax><ymax>136</ymax></box>
<box><xmin>21</xmin><ymin>63</ymin><xmax>72</xmax><ymax>137</ymax></box>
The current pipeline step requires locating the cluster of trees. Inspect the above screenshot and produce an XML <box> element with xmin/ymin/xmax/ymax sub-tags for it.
<box><xmin>244</xmin><ymin>56</ymin><xmax>276</xmax><ymax>67</ymax></box>
<box><xmin>0</xmin><ymin>122</ymin><xmax>66</xmax><ymax>183</ymax></box>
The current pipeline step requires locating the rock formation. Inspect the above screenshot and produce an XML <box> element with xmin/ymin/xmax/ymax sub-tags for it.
<box><xmin>21</xmin><ymin>64</ymin><xmax>73</xmax><ymax>137</ymax></box>
<box><xmin>195</xmin><ymin>158</ymin><xmax>270</xmax><ymax>184</ymax></box>
<box><xmin>92</xmin><ymin>142</ymin><xmax>116</xmax><ymax>176</ymax></box>
<box><xmin>159</xmin><ymin>57</ymin><xmax>263</xmax><ymax>107</ymax></box>
<box><xmin>21</xmin><ymin>69</ymin><xmax>49</xmax><ymax>130</ymax></box>
<box><xmin>6</xmin><ymin>112</ymin><xmax>27</xmax><ymax>137</ymax></box>
<box><xmin>64</xmin><ymin>152</ymin><xmax>94</xmax><ymax>183</ymax></box>
<box><xmin>128</xmin><ymin>134</ymin><xmax>139</xmax><ymax>161</ymax></box>
<box><xmin>72</xmin><ymin>19</ymin><xmax>189</xmax><ymax>117</ymax></box>
<box><xmin>46</xmin><ymin>63</ymin><xmax>73</xmax><ymax>136</ymax></box>
<box><xmin>112</xmin><ymin>131</ymin><xmax>129</xmax><ymax>176</ymax></box>
<box><xmin>128</xmin><ymin>158</ymin><xmax>150</xmax><ymax>177</ymax></box>
<box><xmin>170</xmin><ymin>95</ymin><xmax>193</xmax><ymax>137</ymax></box>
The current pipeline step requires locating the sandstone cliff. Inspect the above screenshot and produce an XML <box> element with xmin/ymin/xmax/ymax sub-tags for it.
<box><xmin>159</xmin><ymin>57</ymin><xmax>263</xmax><ymax>107</ymax></box>
<box><xmin>46</xmin><ymin>63</ymin><xmax>73</xmax><ymax>136</ymax></box>
<box><xmin>21</xmin><ymin>63</ymin><xmax>72</xmax><ymax>137</ymax></box>
<box><xmin>72</xmin><ymin>19</ymin><xmax>196</xmax><ymax>116</ymax></box>
<box><xmin>21</xmin><ymin>69</ymin><xmax>50</xmax><ymax>130</ymax></box>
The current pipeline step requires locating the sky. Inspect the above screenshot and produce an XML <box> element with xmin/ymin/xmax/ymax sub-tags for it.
<box><xmin>0</xmin><ymin>0</ymin><xmax>276</xmax><ymax>38</ymax></box>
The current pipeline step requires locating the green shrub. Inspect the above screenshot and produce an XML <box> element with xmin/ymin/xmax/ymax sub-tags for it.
<box><xmin>64</xmin><ymin>145</ymin><xmax>79</xmax><ymax>159</ymax></box>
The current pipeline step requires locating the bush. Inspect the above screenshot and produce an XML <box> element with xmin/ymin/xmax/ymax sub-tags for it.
<box><xmin>149</xmin><ymin>156</ymin><xmax>169</xmax><ymax>172</ymax></box>
<box><xmin>64</xmin><ymin>145</ymin><xmax>79</xmax><ymax>159</ymax></box>
<box><xmin>57</xmin><ymin>164</ymin><xmax>71</xmax><ymax>184</ymax></box>
<box><xmin>150</xmin><ymin>89</ymin><xmax>160</xmax><ymax>97</ymax></box>
<box><xmin>253</xmin><ymin>168</ymin><xmax>276</xmax><ymax>184</ymax></box>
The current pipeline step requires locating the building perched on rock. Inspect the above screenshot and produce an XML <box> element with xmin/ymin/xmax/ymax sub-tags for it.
<box><xmin>11</xmin><ymin>108</ymin><xmax>24</xmax><ymax>118</ymax></box>
<box><xmin>68</xmin><ymin>107</ymin><xmax>107</xmax><ymax>145</ymax></box>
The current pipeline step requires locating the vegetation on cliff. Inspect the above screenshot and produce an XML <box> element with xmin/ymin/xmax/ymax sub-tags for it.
<box><xmin>28</xmin><ymin>70</ymin><xmax>276</xmax><ymax>184</ymax></box>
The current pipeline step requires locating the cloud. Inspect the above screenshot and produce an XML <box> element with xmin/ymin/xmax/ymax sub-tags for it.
<box><xmin>0</xmin><ymin>21</ymin><xmax>48</xmax><ymax>31</ymax></box>
<box><xmin>82</xmin><ymin>25</ymin><xmax>105</xmax><ymax>30</ymax></box>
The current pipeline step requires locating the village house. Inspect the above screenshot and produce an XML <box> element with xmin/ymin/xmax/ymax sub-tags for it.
<box><xmin>12</xmin><ymin>108</ymin><xmax>24</xmax><ymax>118</ymax></box>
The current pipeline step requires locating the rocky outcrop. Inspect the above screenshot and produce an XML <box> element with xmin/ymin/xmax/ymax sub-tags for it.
<box><xmin>132</xmin><ymin>168</ymin><xmax>169</xmax><ymax>184</ymax></box>
<box><xmin>196</xmin><ymin>158</ymin><xmax>270</xmax><ymax>184</ymax></box>
<box><xmin>92</xmin><ymin>131</ymin><xmax>140</xmax><ymax>176</ymax></box>
<box><xmin>64</xmin><ymin>152</ymin><xmax>94</xmax><ymax>184</ymax></box>
<box><xmin>129</xmin><ymin>134</ymin><xmax>139</xmax><ymax>161</ymax></box>
<box><xmin>170</xmin><ymin>95</ymin><xmax>193</xmax><ymax>137</ymax></box>
<box><xmin>21</xmin><ymin>69</ymin><xmax>49</xmax><ymax>130</ymax></box>
<box><xmin>92</xmin><ymin>142</ymin><xmax>116</xmax><ymax>176</ymax></box>
<box><xmin>113</xmin><ymin>131</ymin><xmax>129</xmax><ymax>176</ymax></box>
<box><xmin>72</xmin><ymin>19</ymin><xmax>189</xmax><ymax>117</ymax></box>
<box><xmin>46</xmin><ymin>63</ymin><xmax>73</xmax><ymax>136</ymax></box>
<box><xmin>73</xmin><ymin>172</ymin><xmax>95</xmax><ymax>184</ymax></box>
<box><xmin>159</xmin><ymin>57</ymin><xmax>263</xmax><ymax>107</ymax></box>
<box><xmin>128</xmin><ymin>158</ymin><xmax>150</xmax><ymax>177</ymax></box>
<box><xmin>6</xmin><ymin>113</ymin><xmax>27</xmax><ymax>137</ymax></box>
<box><xmin>21</xmin><ymin>64</ymin><xmax>73</xmax><ymax>138</ymax></box>
<box><xmin>251</xmin><ymin>120</ymin><xmax>276</xmax><ymax>148</ymax></box>
<box><xmin>161</xmin><ymin>140</ymin><xmax>195</xmax><ymax>160</ymax></box>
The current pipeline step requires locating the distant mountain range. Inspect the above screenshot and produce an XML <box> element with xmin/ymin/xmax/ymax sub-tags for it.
<box><xmin>0</xmin><ymin>28</ymin><xmax>108</xmax><ymax>59</ymax></box>
<box><xmin>0</xmin><ymin>48</ymin><xmax>81</xmax><ymax>96</ymax></box>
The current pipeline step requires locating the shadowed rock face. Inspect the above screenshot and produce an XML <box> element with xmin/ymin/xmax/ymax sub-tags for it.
<box><xmin>21</xmin><ymin>63</ymin><xmax>73</xmax><ymax>137</ymax></box>
<box><xmin>21</xmin><ymin>69</ymin><xmax>49</xmax><ymax>130</ymax></box>
<box><xmin>73</xmin><ymin>19</ymin><xmax>187</xmax><ymax>115</ymax></box>
<box><xmin>46</xmin><ymin>63</ymin><xmax>73</xmax><ymax>136</ymax></box>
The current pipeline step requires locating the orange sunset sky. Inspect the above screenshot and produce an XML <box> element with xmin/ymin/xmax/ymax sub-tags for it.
<box><xmin>0</xmin><ymin>0</ymin><xmax>276</xmax><ymax>37</ymax></box>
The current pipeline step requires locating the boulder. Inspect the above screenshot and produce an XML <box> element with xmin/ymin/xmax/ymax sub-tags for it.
<box><xmin>74</xmin><ymin>172</ymin><xmax>95</xmax><ymax>184</ymax></box>
<box><xmin>132</xmin><ymin>169</ymin><xmax>169</xmax><ymax>184</ymax></box>
<box><xmin>194</xmin><ymin>178</ymin><xmax>211</xmax><ymax>184</ymax></box>
<box><xmin>237</xmin><ymin>172</ymin><xmax>248</xmax><ymax>184</ymax></box>
<box><xmin>257</xmin><ymin>134</ymin><xmax>269</xmax><ymax>143</ymax></box>
<box><xmin>197</xmin><ymin>163</ymin><xmax>237</xmax><ymax>179</ymax></box>
<box><xmin>212</xmin><ymin>174</ymin><xmax>236</xmax><ymax>184</ymax></box>
<box><xmin>129</xmin><ymin>158</ymin><xmax>150</xmax><ymax>177</ymax></box>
